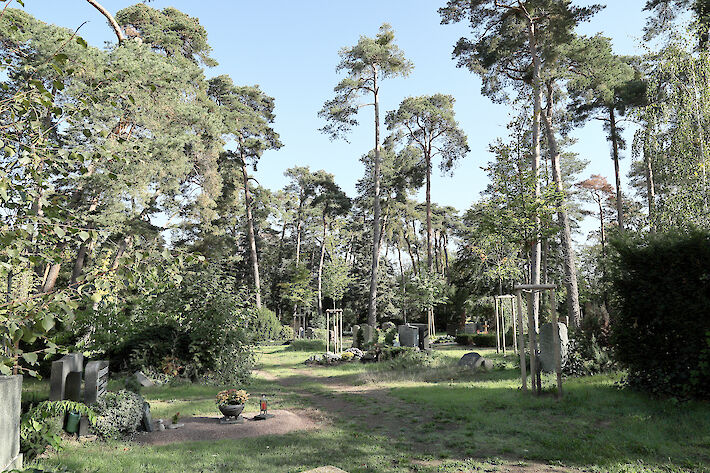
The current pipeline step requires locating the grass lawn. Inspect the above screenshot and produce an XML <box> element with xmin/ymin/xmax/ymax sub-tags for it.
<box><xmin>26</xmin><ymin>343</ymin><xmax>710</xmax><ymax>473</ymax></box>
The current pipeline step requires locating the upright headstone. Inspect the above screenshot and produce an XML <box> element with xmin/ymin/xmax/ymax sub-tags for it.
<box><xmin>0</xmin><ymin>375</ymin><xmax>22</xmax><ymax>471</ymax></box>
<box><xmin>360</xmin><ymin>324</ymin><xmax>375</xmax><ymax>345</ymax></box>
<box><xmin>85</xmin><ymin>361</ymin><xmax>110</xmax><ymax>404</ymax></box>
<box><xmin>305</xmin><ymin>327</ymin><xmax>315</xmax><ymax>340</ymax></box>
<box><xmin>397</xmin><ymin>325</ymin><xmax>419</xmax><ymax>348</ymax></box>
<box><xmin>538</xmin><ymin>322</ymin><xmax>569</xmax><ymax>373</ymax></box>
<box><xmin>351</xmin><ymin>325</ymin><xmax>360</xmax><ymax>348</ymax></box>
<box><xmin>411</xmin><ymin>323</ymin><xmax>430</xmax><ymax>350</ymax></box>
<box><xmin>464</xmin><ymin>323</ymin><xmax>477</xmax><ymax>334</ymax></box>
<box><xmin>64</xmin><ymin>371</ymin><xmax>82</xmax><ymax>402</ymax></box>
<box><xmin>49</xmin><ymin>353</ymin><xmax>83</xmax><ymax>401</ymax></box>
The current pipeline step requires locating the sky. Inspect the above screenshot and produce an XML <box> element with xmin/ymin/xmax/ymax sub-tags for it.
<box><xmin>16</xmin><ymin>0</ymin><xmax>651</xmax><ymax>239</ymax></box>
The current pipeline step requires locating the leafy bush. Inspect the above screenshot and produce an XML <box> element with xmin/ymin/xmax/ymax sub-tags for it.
<box><xmin>280</xmin><ymin>325</ymin><xmax>294</xmax><ymax>340</ymax></box>
<box><xmin>384</xmin><ymin>328</ymin><xmax>397</xmax><ymax>345</ymax></box>
<box><xmin>341</xmin><ymin>351</ymin><xmax>355</xmax><ymax>361</ymax></box>
<box><xmin>381</xmin><ymin>347</ymin><xmax>436</xmax><ymax>369</ymax></box>
<box><xmin>564</xmin><ymin>336</ymin><xmax>614</xmax><ymax>377</ymax></box>
<box><xmin>92</xmin><ymin>390</ymin><xmax>144</xmax><ymax>439</ymax></box>
<box><xmin>287</xmin><ymin>339</ymin><xmax>326</xmax><ymax>351</ymax></box>
<box><xmin>20</xmin><ymin>401</ymin><xmax>96</xmax><ymax>463</ymax></box>
<box><xmin>609</xmin><ymin>230</ymin><xmax>710</xmax><ymax>399</ymax></box>
<box><xmin>455</xmin><ymin>333</ymin><xmax>497</xmax><ymax>347</ymax></box>
<box><xmin>249</xmin><ymin>307</ymin><xmax>283</xmax><ymax>341</ymax></box>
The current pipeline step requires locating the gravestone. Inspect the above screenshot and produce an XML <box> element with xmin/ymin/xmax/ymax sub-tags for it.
<box><xmin>141</xmin><ymin>402</ymin><xmax>154</xmax><ymax>432</ymax></box>
<box><xmin>464</xmin><ymin>323</ymin><xmax>477</xmax><ymax>334</ymax></box>
<box><xmin>305</xmin><ymin>327</ymin><xmax>316</xmax><ymax>340</ymax></box>
<box><xmin>458</xmin><ymin>352</ymin><xmax>493</xmax><ymax>372</ymax></box>
<box><xmin>397</xmin><ymin>325</ymin><xmax>419</xmax><ymax>348</ymax></box>
<box><xmin>411</xmin><ymin>323</ymin><xmax>430</xmax><ymax>350</ymax></box>
<box><xmin>381</xmin><ymin>321</ymin><xmax>396</xmax><ymax>331</ymax></box>
<box><xmin>85</xmin><ymin>361</ymin><xmax>109</xmax><ymax>404</ymax></box>
<box><xmin>134</xmin><ymin>370</ymin><xmax>154</xmax><ymax>388</ymax></box>
<box><xmin>351</xmin><ymin>325</ymin><xmax>360</xmax><ymax>347</ymax></box>
<box><xmin>64</xmin><ymin>371</ymin><xmax>82</xmax><ymax>401</ymax></box>
<box><xmin>538</xmin><ymin>322</ymin><xmax>569</xmax><ymax>373</ymax></box>
<box><xmin>49</xmin><ymin>353</ymin><xmax>83</xmax><ymax>401</ymax></box>
<box><xmin>0</xmin><ymin>375</ymin><xmax>22</xmax><ymax>471</ymax></box>
<box><xmin>360</xmin><ymin>324</ymin><xmax>376</xmax><ymax>345</ymax></box>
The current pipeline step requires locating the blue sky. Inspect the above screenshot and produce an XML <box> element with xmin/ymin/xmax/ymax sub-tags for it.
<box><xmin>18</xmin><ymin>0</ymin><xmax>650</xmax><ymax>238</ymax></box>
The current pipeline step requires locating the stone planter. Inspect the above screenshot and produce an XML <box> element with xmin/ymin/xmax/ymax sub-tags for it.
<box><xmin>218</xmin><ymin>403</ymin><xmax>245</xmax><ymax>418</ymax></box>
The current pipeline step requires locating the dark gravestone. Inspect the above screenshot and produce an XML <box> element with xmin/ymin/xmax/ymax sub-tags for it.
<box><xmin>64</xmin><ymin>372</ymin><xmax>82</xmax><ymax>402</ymax></box>
<box><xmin>49</xmin><ymin>353</ymin><xmax>83</xmax><ymax>401</ymax></box>
<box><xmin>458</xmin><ymin>352</ymin><xmax>493</xmax><ymax>371</ymax></box>
<box><xmin>397</xmin><ymin>325</ymin><xmax>419</xmax><ymax>348</ymax></box>
<box><xmin>85</xmin><ymin>361</ymin><xmax>109</xmax><ymax>404</ymax></box>
<box><xmin>133</xmin><ymin>370</ymin><xmax>154</xmax><ymax>388</ymax></box>
<box><xmin>141</xmin><ymin>402</ymin><xmax>154</xmax><ymax>432</ymax></box>
<box><xmin>351</xmin><ymin>325</ymin><xmax>360</xmax><ymax>348</ymax></box>
<box><xmin>411</xmin><ymin>324</ymin><xmax>430</xmax><ymax>350</ymax></box>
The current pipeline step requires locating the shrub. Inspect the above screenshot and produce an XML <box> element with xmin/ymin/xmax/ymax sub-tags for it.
<box><xmin>455</xmin><ymin>333</ymin><xmax>497</xmax><ymax>347</ymax></box>
<box><xmin>609</xmin><ymin>230</ymin><xmax>710</xmax><ymax>399</ymax></box>
<box><xmin>384</xmin><ymin>328</ymin><xmax>397</xmax><ymax>345</ymax></box>
<box><xmin>280</xmin><ymin>325</ymin><xmax>294</xmax><ymax>340</ymax></box>
<box><xmin>380</xmin><ymin>347</ymin><xmax>436</xmax><ymax>369</ymax></box>
<box><xmin>287</xmin><ymin>339</ymin><xmax>326</xmax><ymax>351</ymax></box>
<box><xmin>341</xmin><ymin>351</ymin><xmax>355</xmax><ymax>361</ymax></box>
<box><xmin>92</xmin><ymin>390</ymin><xmax>144</xmax><ymax>439</ymax></box>
<box><xmin>20</xmin><ymin>400</ymin><xmax>96</xmax><ymax>463</ymax></box>
<box><xmin>249</xmin><ymin>307</ymin><xmax>283</xmax><ymax>341</ymax></box>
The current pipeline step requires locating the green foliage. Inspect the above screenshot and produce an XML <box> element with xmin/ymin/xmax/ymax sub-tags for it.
<box><xmin>609</xmin><ymin>230</ymin><xmax>710</xmax><ymax>399</ymax></box>
<box><xmin>249</xmin><ymin>307</ymin><xmax>283</xmax><ymax>342</ymax></box>
<box><xmin>321</xmin><ymin>257</ymin><xmax>352</xmax><ymax>304</ymax></box>
<box><xmin>287</xmin><ymin>339</ymin><xmax>326</xmax><ymax>352</ymax></box>
<box><xmin>379</xmin><ymin>346</ymin><xmax>436</xmax><ymax>369</ymax></box>
<box><xmin>21</xmin><ymin>400</ymin><xmax>96</xmax><ymax>462</ymax></box>
<box><xmin>455</xmin><ymin>333</ymin><xmax>497</xmax><ymax>347</ymax></box>
<box><xmin>384</xmin><ymin>328</ymin><xmax>397</xmax><ymax>345</ymax></box>
<box><xmin>92</xmin><ymin>390</ymin><xmax>144</xmax><ymax>439</ymax></box>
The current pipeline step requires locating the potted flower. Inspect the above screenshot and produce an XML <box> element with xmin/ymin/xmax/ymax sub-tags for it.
<box><xmin>215</xmin><ymin>389</ymin><xmax>249</xmax><ymax>418</ymax></box>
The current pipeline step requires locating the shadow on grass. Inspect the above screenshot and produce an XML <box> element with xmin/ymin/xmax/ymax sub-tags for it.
<box><xmin>391</xmin><ymin>375</ymin><xmax>710</xmax><ymax>471</ymax></box>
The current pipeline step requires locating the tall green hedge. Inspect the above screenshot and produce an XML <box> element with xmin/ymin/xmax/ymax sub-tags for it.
<box><xmin>609</xmin><ymin>230</ymin><xmax>710</xmax><ymax>399</ymax></box>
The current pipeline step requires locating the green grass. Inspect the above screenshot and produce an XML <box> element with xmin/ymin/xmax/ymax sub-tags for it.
<box><xmin>25</xmin><ymin>344</ymin><xmax>710</xmax><ymax>473</ymax></box>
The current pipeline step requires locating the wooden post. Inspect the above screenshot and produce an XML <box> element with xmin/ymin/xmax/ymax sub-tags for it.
<box><xmin>526</xmin><ymin>291</ymin><xmax>539</xmax><ymax>395</ymax></box>
<box><xmin>501</xmin><ymin>299</ymin><xmax>507</xmax><ymax>355</ymax></box>
<box><xmin>326</xmin><ymin>310</ymin><xmax>330</xmax><ymax>353</ymax></box>
<box><xmin>494</xmin><ymin>297</ymin><xmax>500</xmax><ymax>354</ymax></box>
<box><xmin>339</xmin><ymin>311</ymin><xmax>343</xmax><ymax>354</ymax></box>
<box><xmin>550</xmin><ymin>290</ymin><xmax>562</xmax><ymax>398</ymax></box>
<box><xmin>511</xmin><ymin>298</ymin><xmax>518</xmax><ymax>355</ymax></box>
<box><xmin>515</xmin><ymin>290</ymin><xmax>527</xmax><ymax>392</ymax></box>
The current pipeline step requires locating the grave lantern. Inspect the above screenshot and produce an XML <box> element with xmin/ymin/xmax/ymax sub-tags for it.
<box><xmin>254</xmin><ymin>393</ymin><xmax>274</xmax><ymax>420</ymax></box>
<box><xmin>260</xmin><ymin>394</ymin><xmax>268</xmax><ymax>415</ymax></box>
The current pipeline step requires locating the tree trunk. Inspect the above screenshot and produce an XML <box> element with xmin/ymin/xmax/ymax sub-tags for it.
<box><xmin>85</xmin><ymin>0</ymin><xmax>125</xmax><ymax>43</ymax></box>
<box><xmin>367</xmin><ymin>67</ymin><xmax>382</xmax><ymax>327</ymax></box>
<box><xmin>404</xmin><ymin>232</ymin><xmax>418</xmax><ymax>275</ymax></box>
<box><xmin>609</xmin><ymin>107</ymin><xmax>625</xmax><ymax>230</ymax></box>
<box><xmin>425</xmin><ymin>155</ymin><xmax>433</xmax><ymax>271</ymax></box>
<box><xmin>295</xmin><ymin>197</ymin><xmax>304</xmax><ymax>265</ymax></box>
<box><xmin>597</xmin><ymin>195</ymin><xmax>606</xmax><ymax>256</ymax></box>
<box><xmin>526</xmin><ymin>18</ymin><xmax>543</xmax><ymax>322</ymax></box>
<box><xmin>317</xmin><ymin>213</ymin><xmax>327</xmax><ymax>317</ymax></box>
<box><xmin>542</xmin><ymin>94</ymin><xmax>582</xmax><ymax>328</ymax></box>
<box><xmin>241</xmin><ymin>160</ymin><xmax>262</xmax><ymax>309</ymax></box>
<box><xmin>644</xmin><ymin>138</ymin><xmax>656</xmax><ymax>230</ymax></box>
<box><xmin>397</xmin><ymin>243</ymin><xmax>406</xmax><ymax>323</ymax></box>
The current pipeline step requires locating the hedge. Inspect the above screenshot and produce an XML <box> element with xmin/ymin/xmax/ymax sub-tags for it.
<box><xmin>609</xmin><ymin>230</ymin><xmax>710</xmax><ymax>399</ymax></box>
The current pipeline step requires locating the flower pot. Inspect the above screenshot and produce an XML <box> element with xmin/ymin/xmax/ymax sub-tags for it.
<box><xmin>219</xmin><ymin>403</ymin><xmax>244</xmax><ymax>418</ymax></box>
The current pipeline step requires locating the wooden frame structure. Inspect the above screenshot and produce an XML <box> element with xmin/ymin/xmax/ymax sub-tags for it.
<box><xmin>513</xmin><ymin>284</ymin><xmax>563</xmax><ymax>398</ymax></box>
<box><xmin>494</xmin><ymin>295</ymin><xmax>518</xmax><ymax>355</ymax></box>
<box><xmin>427</xmin><ymin>307</ymin><xmax>435</xmax><ymax>338</ymax></box>
<box><xmin>326</xmin><ymin>309</ymin><xmax>344</xmax><ymax>354</ymax></box>
<box><xmin>292</xmin><ymin>310</ymin><xmax>307</xmax><ymax>340</ymax></box>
